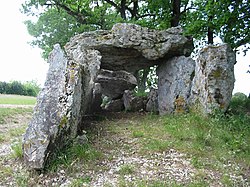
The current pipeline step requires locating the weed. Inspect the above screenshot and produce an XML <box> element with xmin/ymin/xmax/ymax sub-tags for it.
<box><xmin>47</xmin><ymin>143</ymin><xmax>103</xmax><ymax>172</ymax></box>
<box><xmin>11</xmin><ymin>140</ymin><xmax>23</xmax><ymax>158</ymax></box>
<box><xmin>70</xmin><ymin>176</ymin><xmax>91</xmax><ymax>187</ymax></box>
<box><xmin>144</xmin><ymin>139</ymin><xmax>170</xmax><ymax>152</ymax></box>
<box><xmin>132</xmin><ymin>130</ymin><xmax>144</xmax><ymax>138</ymax></box>
<box><xmin>14</xmin><ymin>171</ymin><xmax>29</xmax><ymax>187</ymax></box>
<box><xmin>117</xmin><ymin>164</ymin><xmax>135</xmax><ymax>175</ymax></box>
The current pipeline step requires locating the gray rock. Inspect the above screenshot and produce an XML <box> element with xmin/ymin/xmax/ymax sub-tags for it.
<box><xmin>157</xmin><ymin>56</ymin><xmax>195</xmax><ymax>115</ymax></box>
<box><xmin>123</xmin><ymin>90</ymin><xmax>147</xmax><ymax>112</ymax></box>
<box><xmin>105</xmin><ymin>99</ymin><xmax>124</xmax><ymax>112</ymax></box>
<box><xmin>23</xmin><ymin>44</ymin><xmax>68</xmax><ymax>169</ymax></box>
<box><xmin>65</xmin><ymin>23</ymin><xmax>193</xmax><ymax>73</ymax></box>
<box><xmin>23</xmin><ymin>46</ymin><xmax>102</xmax><ymax>170</ymax></box>
<box><xmin>190</xmin><ymin>44</ymin><xmax>235</xmax><ymax>114</ymax></box>
<box><xmin>96</xmin><ymin>69</ymin><xmax>137</xmax><ymax>99</ymax></box>
<box><xmin>146</xmin><ymin>88</ymin><xmax>159</xmax><ymax>113</ymax></box>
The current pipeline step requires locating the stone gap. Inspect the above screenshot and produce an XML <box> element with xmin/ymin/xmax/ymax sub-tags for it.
<box><xmin>23</xmin><ymin>23</ymin><xmax>235</xmax><ymax>170</ymax></box>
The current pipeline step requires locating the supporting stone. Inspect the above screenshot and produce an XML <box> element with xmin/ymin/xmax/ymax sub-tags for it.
<box><xmin>190</xmin><ymin>44</ymin><xmax>235</xmax><ymax>114</ymax></box>
<box><xmin>157</xmin><ymin>56</ymin><xmax>195</xmax><ymax>115</ymax></box>
<box><xmin>146</xmin><ymin>88</ymin><xmax>159</xmax><ymax>113</ymax></box>
<box><xmin>23</xmin><ymin>44</ymin><xmax>68</xmax><ymax>169</ymax></box>
<box><xmin>23</xmin><ymin>45</ymin><xmax>102</xmax><ymax>170</ymax></box>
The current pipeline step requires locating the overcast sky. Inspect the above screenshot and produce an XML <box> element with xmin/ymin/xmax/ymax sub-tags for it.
<box><xmin>0</xmin><ymin>1</ymin><xmax>249</xmax><ymax>95</ymax></box>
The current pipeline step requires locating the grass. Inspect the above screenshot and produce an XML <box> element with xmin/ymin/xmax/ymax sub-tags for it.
<box><xmin>47</xmin><ymin>143</ymin><xmax>103</xmax><ymax>172</ymax></box>
<box><xmin>0</xmin><ymin>93</ymin><xmax>249</xmax><ymax>186</ymax></box>
<box><xmin>117</xmin><ymin>164</ymin><xmax>135</xmax><ymax>175</ymax></box>
<box><xmin>0</xmin><ymin>108</ymin><xmax>32</xmax><ymax>124</ymax></box>
<box><xmin>0</xmin><ymin>94</ymin><xmax>36</xmax><ymax>105</ymax></box>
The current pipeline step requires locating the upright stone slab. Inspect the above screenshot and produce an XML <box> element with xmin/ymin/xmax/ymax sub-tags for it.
<box><xmin>23</xmin><ymin>44</ymin><xmax>68</xmax><ymax>169</ymax></box>
<box><xmin>23</xmin><ymin>45</ymin><xmax>102</xmax><ymax>170</ymax></box>
<box><xmin>157</xmin><ymin>56</ymin><xmax>195</xmax><ymax>115</ymax></box>
<box><xmin>190</xmin><ymin>44</ymin><xmax>235</xmax><ymax>114</ymax></box>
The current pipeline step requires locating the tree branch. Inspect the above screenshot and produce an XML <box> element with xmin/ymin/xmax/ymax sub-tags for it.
<box><xmin>103</xmin><ymin>0</ymin><xmax>120</xmax><ymax>10</ymax></box>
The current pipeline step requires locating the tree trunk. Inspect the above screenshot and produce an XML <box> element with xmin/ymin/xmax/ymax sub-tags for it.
<box><xmin>120</xmin><ymin>0</ymin><xmax>127</xmax><ymax>20</ymax></box>
<box><xmin>208</xmin><ymin>21</ymin><xmax>214</xmax><ymax>44</ymax></box>
<box><xmin>170</xmin><ymin>0</ymin><xmax>181</xmax><ymax>27</ymax></box>
<box><xmin>131</xmin><ymin>0</ymin><xmax>139</xmax><ymax>19</ymax></box>
<box><xmin>207</xmin><ymin>0</ymin><xmax>214</xmax><ymax>44</ymax></box>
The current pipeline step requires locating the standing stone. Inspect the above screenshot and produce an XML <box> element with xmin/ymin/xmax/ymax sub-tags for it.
<box><xmin>190</xmin><ymin>44</ymin><xmax>235</xmax><ymax>114</ymax></box>
<box><xmin>146</xmin><ymin>88</ymin><xmax>159</xmax><ymax>113</ymax></box>
<box><xmin>23</xmin><ymin>44</ymin><xmax>68</xmax><ymax>169</ymax></box>
<box><xmin>23</xmin><ymin>45</ymin><xmax>102</xmax><ymax>170</ymax></box>
<box><xmin>157</xmin><ymin>56</ymin><xmax>195</xmax><ymax>115</ymax></box>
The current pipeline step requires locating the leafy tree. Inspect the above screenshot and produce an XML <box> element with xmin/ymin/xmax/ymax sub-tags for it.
<box><xmin>0</xmin><ymin>81</ymin><xmax>40</xmax><ymax>96</ymax></box>
<box><xmin>185</xmin><ymin>0</ymin><xmax>250</xmax><ymax>51</ymax></box>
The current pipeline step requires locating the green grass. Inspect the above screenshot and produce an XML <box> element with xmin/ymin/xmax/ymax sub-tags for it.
<box><xmin>117</xmin><ymin>164</ymin><xmax>135</xmax><ymax>175</ymax></box>
<box><xmin>0</xmin><ymin>108</ymin><xmax>32</xmax><ymax>124</ymax></box>
<box><xmin>11</xmin><ymin>140</ymin><xmax>23</xmax><ymax>159</ymax></box>
<box><xmin>0</xmin><ymin>94</ymin><xmax>36</xmax><ymax>105</ymax></box>
<box><xmin>47</xmin><ymin>143</ymin><xmax>103</xmax><ymax>172</ymax></box>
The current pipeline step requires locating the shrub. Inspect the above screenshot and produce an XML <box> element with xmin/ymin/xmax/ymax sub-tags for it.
<box><xmin>0</xmin><ymin>80</ymin><xmax>40</xmax><ymax>96</ymax></box>
<box><xmin>228</xmin><ymin>92</ymin><xmax>250</xmax><ymax>115</ymax></box>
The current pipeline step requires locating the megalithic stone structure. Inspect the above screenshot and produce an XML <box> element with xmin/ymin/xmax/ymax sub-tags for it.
<box><xmin>22</xmin><ymin>23</ymin><xmax>235</xmax><ymax>170</ymax></box>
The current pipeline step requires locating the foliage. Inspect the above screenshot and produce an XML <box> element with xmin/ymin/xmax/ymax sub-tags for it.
<box><xmin>0</xmin><ymin>81</ymin><xmax>40</xmax><ymax>96</ymax></box>
<box><xmin>228</xmin><ymin>92</ymin><xmax>250</xmax><ymax>115</ymax></box>
<box><xmin>185</xmin><ymin>0</ymin><xmax>250</xmax><ymax>51</ymax></box>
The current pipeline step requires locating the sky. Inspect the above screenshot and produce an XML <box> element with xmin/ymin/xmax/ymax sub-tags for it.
<box><xmin>0</xmin><ymin>1</ymin><xmax>249</xmax><ymax>95</ymax></box>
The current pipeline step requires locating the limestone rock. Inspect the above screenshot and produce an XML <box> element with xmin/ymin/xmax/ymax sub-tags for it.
<box><xmin>105</xmin><ymin>99</ymin><xmax>124</xmax><ymax>112</ymax></box>
<box><xmin>96</xmin><ymin>69</ymin><xmax>137</xmax><ymax>99</ymax></box>
<box><xmin>23</xmin><ymin>45</ymin><xmax>102</xmax><ymax>170</ymax></box>
<box><xmin>66</xmin><ymin>23</ymin><xmax>193</xmax><ymax>73</ymax></box>
<box><xmin>123</xmin><ymin>90</ymin><xmax>147</xmax><ymax>112</ymax></box>
<box><xmin>157</xmin><ymin>56</ymin><xmax>195</xmax><ymax>115</ymax></box>
<box><xmin>23</xmin><ymin>44</ymin><xmax>68</xmax><ymax>169</ymax></box>
<box><xmin>190</xmin><ymin>44</ymin><xmax>235</xmax><ymax>114</ymax></box>
<box><xmin>146</xmin><ymin>88</ymin><xmax>159</xmax><ymax>113</ymax></box>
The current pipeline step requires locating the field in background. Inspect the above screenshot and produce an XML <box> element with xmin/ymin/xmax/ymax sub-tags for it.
<box><xmin>0</xmin><ymin>94</ymin><xmax>36</xmax><ymax>105</ymax></box>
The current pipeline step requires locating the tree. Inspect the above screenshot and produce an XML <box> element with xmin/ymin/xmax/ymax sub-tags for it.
<box><xmin>185</xmin><ymin>0</ymin><xmax>250</xmax><ymax>51</ymax></box>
